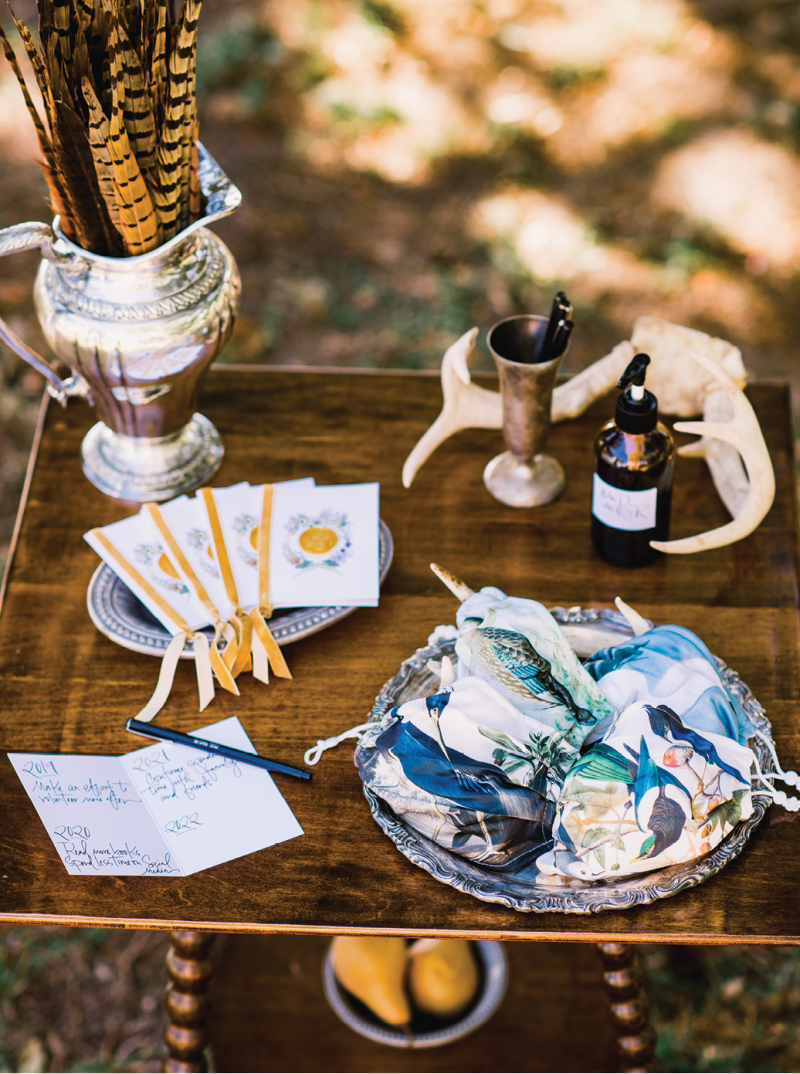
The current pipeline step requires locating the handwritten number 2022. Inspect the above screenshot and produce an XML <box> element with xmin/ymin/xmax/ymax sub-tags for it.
<box><xmin>164</xmin><ymin>813</ymin><xmax>202</xmax><ymax>835</ymax></box>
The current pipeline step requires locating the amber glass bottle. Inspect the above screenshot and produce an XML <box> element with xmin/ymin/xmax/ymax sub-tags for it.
<box><xmin>591</xmin><ymin>353</ymin><xmax>674</xmax><ymax>567</ymax></box>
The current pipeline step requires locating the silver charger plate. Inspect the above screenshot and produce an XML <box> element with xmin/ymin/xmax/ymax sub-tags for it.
<box><xmin>322</xmin><ymin>940</ymin><xmax>508</xmax><ymax>1049</ymax></box>
<box><xmin>357</xmin><ymin>606</ymin><xmax>773</xmax><ymax>915</ymax></box>
<box><xmin>86</xmin><ymin>520</ymin><xmax>393</xmax><ymax>657</ymax></box>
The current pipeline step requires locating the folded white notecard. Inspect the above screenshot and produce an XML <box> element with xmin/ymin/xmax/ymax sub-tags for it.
<box><xmin>204</xmin><ymin>479</ymin><xmax>316</xmax><ymax>609</ymax></box>
<box><xmin>9</xmin><ymin>717</ymin><xmax>303</xmax><ymax>876</ymax></box>
<box><xmin>270</xmin><ymin>482</ymin><xmax>380</xmax><ymax>608</ymax></box>
<box><xmin>84</xmin><ymin>514</ymin><xmax>212</xmax><ymax>633</ymax></box>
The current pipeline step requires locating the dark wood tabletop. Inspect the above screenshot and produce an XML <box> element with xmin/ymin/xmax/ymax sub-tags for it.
<box><xmin>0</xmin><ymin>366</ymin><xmax>798</xmax><ymax>944</ymax></box>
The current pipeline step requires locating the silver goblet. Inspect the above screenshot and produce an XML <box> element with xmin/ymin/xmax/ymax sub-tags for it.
<box><xmin>483</xmin><ymin>314</ymin><xmax>567</xmax><ymax>508</ymax></box>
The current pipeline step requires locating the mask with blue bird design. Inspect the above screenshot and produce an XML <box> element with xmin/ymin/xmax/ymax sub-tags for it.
<box><xmin>355</xmin><ymin>676</ymin><xmax>580</xmax><ymax>876</ymax></box>
<box><xmin>538</xmin><ymin>699</ymin><xmax>755</xmax><ymax>881</ymax></box>
<box><xmin>353</xmin><ymin>566</ymin><xmax>767</xmax><ymax>887</ymax></box>
<box><xmin>582</xmin><ymin>624</ymin><xmax>757</xmax><ymax>747</ymax></box>
<box><xmin>454</xmin><ymin>587</ymin><xmax>615</xmax><ymax>748</ymax></box>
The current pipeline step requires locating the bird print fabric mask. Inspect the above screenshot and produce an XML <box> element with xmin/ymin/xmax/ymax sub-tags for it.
<box><xmin>538</xmin><ymin>700</ymin><xmax>754</xmax><ymax>881</ymax></box>
<box><xmin>454</xmin><ymin>587</ymin><xmax>614</xmax><ymax>748</ymax></box>
<box><xmin>356</xmin><ymin>602</ymin><xmax>759</xmax><ymax>885</ymax></box>
<box><xmin>356</xmin><ymin>676</ymin><xmax>572</xmax><ymax>873</ymax></box>
<box><xmin>582</xmin><ymin>625</ymin><xmax>757</xmax><ymax>747</ymax></box>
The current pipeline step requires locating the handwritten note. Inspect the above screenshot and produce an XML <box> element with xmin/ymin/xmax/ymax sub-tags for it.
<box><xmin>9</xmin><ymin>717</ymin><xmax>304</xmax><ymax>876</ymax></box>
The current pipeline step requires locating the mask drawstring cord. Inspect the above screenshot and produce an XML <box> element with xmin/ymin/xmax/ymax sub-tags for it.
<box><xmin>750</xmin><ymin>732</ymin><xmax>800</xmax><ymax>810</ymax></box>
<box><xmin>304</xmin><ymin>721</ymin><xmax>374</xmax><ymax>766</ymax></box>
<box><xmin>751</xmin><ymin>727</ymin><xmax>798</xmax><ymax>786</ymax></box>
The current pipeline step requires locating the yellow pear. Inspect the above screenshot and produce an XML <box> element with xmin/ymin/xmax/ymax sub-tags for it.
<box><xmin>407</xmin><ymin>939</ymin><xmax>479</xmax><ymax>1018</ymax></box>
<box><xmin>331</xmin><ymin>936</ymin><xmax>411</xmax><ymax>1027</ymax></box>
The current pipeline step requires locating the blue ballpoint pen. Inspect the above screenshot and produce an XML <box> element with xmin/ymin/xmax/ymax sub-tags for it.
<box><xmin>126</xmin><ymin>718</ymin><xmax>312</xmax><ymax>781</ymax></box>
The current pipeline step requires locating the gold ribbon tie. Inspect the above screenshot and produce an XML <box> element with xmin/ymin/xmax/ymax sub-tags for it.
<box><xmin>89</xmin><ymin>529</ymin><xmax>216</xmax><ymax>721</ymax></box>
<box><xmin>141</xmin><ymin>503</ymin><xmax>239</xmax><ymax>696</ymax></box>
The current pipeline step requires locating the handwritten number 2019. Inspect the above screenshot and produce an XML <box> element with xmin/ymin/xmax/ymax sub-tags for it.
<box><xmin>23</xmin><ymin>760</ymin><xmax>59</xmax><ymax>776</ymax></box>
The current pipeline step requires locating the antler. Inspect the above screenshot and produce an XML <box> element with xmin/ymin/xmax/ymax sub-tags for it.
<box><xmin>674</xmin><ymin>388</ymin><xmax>750</xmax><ymax>519</ymax></box>
<box><xmin>429</xmin><ymin>562</ymin><xmax>475</xmax><ymax>600</ymax></box>
<box><xmin>650</xmin><ymin>352</ymin><xmax>775</xmax><ymax>554</ymax></box>
<box><xmin>402</xmin><ymin>328</ymin><xmax>501</xmax><ymax>488</ymax></box>
<box><xmin>401</xmin><ymin>331</ymin><xmax>633</xmax><ymax>487</ymax></box>
<box><xmin>403</xmin><ymin>323</ymin><xmax>773</xmax><ymax>554</ymax></box>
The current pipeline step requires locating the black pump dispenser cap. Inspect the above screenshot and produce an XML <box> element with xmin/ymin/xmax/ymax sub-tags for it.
<box><xmin>615</xmin><ymin>353</ymin><xmax>658</xmax><ymax>434</ymax></box>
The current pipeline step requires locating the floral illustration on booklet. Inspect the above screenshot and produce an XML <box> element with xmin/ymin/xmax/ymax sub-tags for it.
<box><xmin>284</xmin><ymin>511</ymin><xmax>353</xmax><ymax>573</ymax></box>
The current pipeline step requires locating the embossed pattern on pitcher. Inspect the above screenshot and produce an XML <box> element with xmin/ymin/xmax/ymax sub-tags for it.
<box><xmin>34</xmin><ymin>220</ymin><xmax>239</xmax><ymax>439</ymax></box>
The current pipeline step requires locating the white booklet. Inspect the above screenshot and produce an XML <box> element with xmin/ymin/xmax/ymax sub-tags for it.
<box><xmin>203</xmin><ymin>479</ymin><xmax>316</xmax><ymax>609</ymax></box>
<box><xmin>84</xmin><ymin>513</ymin><xmax>212</xmax><ymax>633</ymax></box>
<box><xmin>9</xmin><ymin>717</ymin><xmax>304</xmax><ymax>876</ymax></box>
<box><xmin>269</xmin><ymin>481</ymin><xmax>380</xmax><ymax>608</ymax></box>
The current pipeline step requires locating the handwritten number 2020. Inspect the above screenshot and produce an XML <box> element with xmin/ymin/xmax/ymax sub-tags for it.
<box><xmin>53</xmin><ymin>825</ymin><xmax>90</xmax><ymax>839</ymax></box>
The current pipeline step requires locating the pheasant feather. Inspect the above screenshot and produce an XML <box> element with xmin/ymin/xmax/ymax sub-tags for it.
<box><xmin>9</xmin><ymin>8</ymin><xmax>55</xmax><ymax>116</ymax></box>
<box><xmin>52</xmin><ymin>98</ymin><xmax>118</xmax><ymax>251</ymax></box>
<box><xmin>107</xmin><ymin>81</ymin><xmax>161</xmax><ymax>254</ymax></box>
<box><xmin>189</xmin><ymin>127</ymin><xmax>200</xmax><ymax>220</ymax></box>
<box><xmin>108</xmin><ymin>12</ymin><xmax>156</xmax><ymax>169</ymax></box>
<box><xmin>148</xmin><ymin>0</ymin><xmax>168</xmax><ymax>125</ymax></box>
<box><xmin>153</xmin><ymin>0</ymin><xmax>200</xmax><ymax>240</ymax></box>
<box><xmin>2</xmin><ymin>0</ymin><xmax>205</xmax><ymax>255</ymax></box>
<box><xmin>75</xmin><ymin>0</ymin><xmax>93</xmax><ymax>31</ymax></box>
<box><xmin>0</xmin><ymin>21</ymin><xmax>74</xmax><ymax>231</ymax></box>
<box><xmin>177</xmin><ymin>41</ymin><xmax>196</xmax><ymax>229</ymax></box>
<box><xmin>0</xmin><ymin>21</ymin><xmax>52</xmax><ymax>158</ymax></box>
<box><xmin>81</xmin><ymin>77</ymin><xmax>124</xmax><ymax>238</ymax></box>
<box><xmin>53</xmin><ymin>0</ymin><xmax>72</xmax><ymax>61</ymax></box>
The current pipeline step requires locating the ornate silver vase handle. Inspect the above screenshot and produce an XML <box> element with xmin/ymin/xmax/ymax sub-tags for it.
<box><xmin>0</xmin><ymin>221</ymin><xmax>92</xmax><ymax>406</ymax></box>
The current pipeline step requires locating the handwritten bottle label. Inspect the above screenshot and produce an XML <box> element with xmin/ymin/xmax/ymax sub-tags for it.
<box><xmin>592</xmin><ymin>473</ymin><xmax>657</xmax><ymax>532</ymax></box>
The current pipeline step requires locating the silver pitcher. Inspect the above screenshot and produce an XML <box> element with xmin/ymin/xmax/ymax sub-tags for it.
<box><xmin>0</xmin><ymin>144</ymin><xmax>241</xmax><ymax>503</ymax></box>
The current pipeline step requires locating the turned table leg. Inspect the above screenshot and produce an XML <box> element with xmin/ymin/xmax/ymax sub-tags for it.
<box><xmin>596</xmin><ymin>942</ymin><xmax>657</xmax><ymax>1073</ymax></box>
<box><xmin>164</xmin><ymin>931</ymin><xmax>215</xmax><ymax>1073</ymax></box>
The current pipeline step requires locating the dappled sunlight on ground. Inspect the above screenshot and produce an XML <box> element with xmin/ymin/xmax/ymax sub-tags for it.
<box><xmin>4</xmin><ymin>0</ymin><xmax>800</xmax><ymax>378</ymax></box>
<box><xmin>192</xmin><ymin>0</ymin><xmax>800</xmax><ymax>375</ymax></box>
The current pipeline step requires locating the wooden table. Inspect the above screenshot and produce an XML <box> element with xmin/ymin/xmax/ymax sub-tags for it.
<box><xmin>1</xmin><ymin>367</ymin><xmax>798</xmax><ymax>1072</ymax></box>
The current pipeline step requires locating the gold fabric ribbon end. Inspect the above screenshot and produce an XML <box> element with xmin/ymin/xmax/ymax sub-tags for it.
<box><xmin>133</xmin><ymin>632</ymin><xmax>187</xmax><ymax>723</ymax></box>
<box><xmin>251</xmin><ymin>606</ymin><xmax>292</xmax><ymax>679</ymax></box>
<box><xmin>142</xmin><ymin>502</ymin><xmax>239</xmax><ymax>697</ymax></box>
<box><xmin>229</xmin><ymin>608</ymin><xmax>253</xmax><ymax>679</ymax></box>
<box><xmin>132</xmin><ymin>630</ymin><xmax>218</xmax><ymax>723</ymax></box>
<box><xmin>192</xmin><ymin>632</ymin><xmax>215</xmax><ymax>712</ymax></box>
<box><xmin>251</xmin><ymin>484</ymin><xmax>291</xmax><ymax>679</ymax></box>
<box><xmin>210</xmin><ymin>622</ymin><xmax>240</xmax><ymax>695</ymax></box>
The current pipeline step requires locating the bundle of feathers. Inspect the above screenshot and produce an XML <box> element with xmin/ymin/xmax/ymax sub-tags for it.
<box><xmin>0</xmin><ymin>0</ymin><xmax>203</xmax><ymax>257</ymax></box>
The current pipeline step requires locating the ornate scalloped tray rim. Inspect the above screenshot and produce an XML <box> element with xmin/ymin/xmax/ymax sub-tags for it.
<box><xmin>86</xmin><ymin>520</ymin><xmax>393</xmax><ymax>658</ymax></box>
<box><xmin>358</xmin><ymin>607</ymin><xmax>772</xmax><ymax>915</ymax></box>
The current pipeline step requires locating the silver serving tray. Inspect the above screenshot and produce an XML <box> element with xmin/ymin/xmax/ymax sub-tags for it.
<box><xmin>358</xmin><ymin>606</ymin><xmax>773</xmax><ymax>914</ymax></box>
<box><xmin>87</xmin><ymin>520</ymin><xmax>393</xmax><ymax>657</ymax></box>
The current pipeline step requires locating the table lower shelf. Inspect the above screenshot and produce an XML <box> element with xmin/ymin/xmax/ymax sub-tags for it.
<box><xmin>209</xmin><ymin>935</ymin><xmax>616</xmax><ymax>1073</ymax></box>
